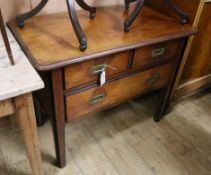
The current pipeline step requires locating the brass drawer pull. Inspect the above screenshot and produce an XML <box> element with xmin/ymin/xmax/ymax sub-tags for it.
<box><xmin>90</xmin><ymin>64</ymin><xmax>108</xmax><ymax>75</ymax></box>
<box><xmin>90</xmin><ymin>64</ymin><xmax>117</xmax><ymax>75</ymax></box>
<box><xmin>90</xmin><ymin>93</ymin><xmax>106</xmax><ymax>104</ymax></box>
<box><xmin>152</xmin><ymin>47</ymin><xmax>165</xmax><ymax>58</ymax></box>
<box><xmin>145</xmin><ymin>74</ymin><xmax>160</xmax><ymax>84</ymax></box>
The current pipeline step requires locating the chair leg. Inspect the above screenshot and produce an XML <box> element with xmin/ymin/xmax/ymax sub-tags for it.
<box><xmin>66</xmin><ymin>0</ymin><xmax>87</xmax><ymax>51</ymax></box>
<box><xmin>76</xmin><ymin>0</ymin><xmax>96</xmax><ymax>19</ymax></box>
<box><xmin>16</xmin><ymin>0</ymin><xmax>48</xmax><ymax>28</ymax></box>
<box><xmin>125</xmin><ymin>0</ymin><xmax>137</xmax><ymax>10</ymax></box>
<box><xmin>165</xmin><ymin>0</ymin><xmax>189</xmax><ymax>24</ymax></box>
<box><xmin>124</xmin><ymin>0</ymin><xmax>145</xmax><ymax>32</ymax></box>
<box><xmin>0</xmin><ymin>9</ymin><xmax>15</xmax><ymax>65</ymax></box>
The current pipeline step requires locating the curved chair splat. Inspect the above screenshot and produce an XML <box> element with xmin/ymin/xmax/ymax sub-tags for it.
<box><xmin>16</xmin><ymin>0</ymin><xmax>49</xmax><ymax>28</ymax></box>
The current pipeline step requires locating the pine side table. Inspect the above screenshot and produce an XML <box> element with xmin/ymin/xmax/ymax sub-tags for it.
<box><xmin>0</xmin><ymin>28</ymin><xmax>44</xmax><ymax>175</ymax></box>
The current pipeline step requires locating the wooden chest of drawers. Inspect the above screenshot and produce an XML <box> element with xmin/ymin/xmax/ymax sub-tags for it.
<box><xmin>8</xmin><ymin>6</ymin><xmax>197</xmax><ymax>168</ymax></box>
<box><xmin>66</xmin><ymin>63</ymin><xmax>174</xmax><ymax>121</ymax></box>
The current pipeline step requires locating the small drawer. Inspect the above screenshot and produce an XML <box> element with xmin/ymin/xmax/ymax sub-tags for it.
<box><xmin>64</xmin><ymin>51</ymin><xmax>130</xmax><ymax>90</ymax></box>
<box><xmin>132</xmin><ymin>40</ymin><xmax>181</xmax><ymax>69</ymax></box>
<box><xmin>66</xmin><ymin>63</ymin><xmax>174</xmax><ymax>121</ymax></box>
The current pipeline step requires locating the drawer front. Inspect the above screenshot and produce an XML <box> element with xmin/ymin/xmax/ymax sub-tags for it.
<box><xmin>132</xmin><ymin>40</ymin><xmax>181</xmax><ymax>69</ymax></box>
<box><xmin>66</xmin><ymin>63</ymin><xmax>174</xmax><ymax>121</ymax></box>
<box><xmin>64</xmin><ymin>51</ymin><xmax>129</xmax><ymax>90</ymax></box>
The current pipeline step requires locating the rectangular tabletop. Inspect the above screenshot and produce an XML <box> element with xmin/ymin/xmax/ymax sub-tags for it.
<box><xmin>8</xmin><ymin>6</ymin><xmax>198</xmax><ymax>71</ymax></box>
<box><xmin>0</xmin><ymin>28</ymin><xmax>44</xmax><ymax>101</ymax></box>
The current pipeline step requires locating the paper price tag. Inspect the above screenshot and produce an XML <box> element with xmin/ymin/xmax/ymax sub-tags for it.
<box><xmin>100</xmin><ymin>69</ymin><xmax>106</xmax><ymax>86</ymax></box>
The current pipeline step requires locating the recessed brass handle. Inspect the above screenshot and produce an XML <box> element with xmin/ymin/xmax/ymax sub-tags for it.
<box><xmin>90</xmin><ymin>64</ymin><xmax>108</xmax><ymax>75</ymax></box>
<box><xmin>89</xmin><ymin>93</ymin><xmax>106</xmax><ymax>104</ymax></box>
<box><xmin>152</xmin><ymin>47</ymin><xmax>165</xmax><ymax>58</ymax></box>
<box><xmin>145</xmin><ymin>74</ymin><xmax>160</xmax><ymax>84</ymax></box>
<box><xmin>90</xmin><ymin>64</ymin><xmax>118</xmax><ymax>75</ymax></box>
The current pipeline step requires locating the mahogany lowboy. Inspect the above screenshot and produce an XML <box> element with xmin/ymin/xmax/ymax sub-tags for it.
<box><xmin>8</xmin><ymin>6</ymin><xmax>197</xmax><ymax>168</ymax></box>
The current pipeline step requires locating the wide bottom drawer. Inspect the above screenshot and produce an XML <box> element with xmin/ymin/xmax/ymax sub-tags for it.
<box><xmin>66</xmin><ymin>63</ymin><xmax>174</xmax><ymax>121</ymax></box>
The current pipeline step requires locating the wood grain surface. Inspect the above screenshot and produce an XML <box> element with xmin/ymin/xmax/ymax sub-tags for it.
<box><xmin>132</xmin><ymin>39</ymin><xmax>181</xmax><ymax>69</ymax></box>
<box><xmin>171</xmin><ymin>1</ymin><xmax>211</xmax><ymax>98</ymax></box>
<box><xmin>145</xmin><ymin>0</ymin><xmax>200</xmax><ymax>24</ymax></box>
<box><xmin>0</xmin><ymin>99</ymin><xmax>15</xmax><ymax>118</ymax></box>
<box><xmin>8</xmin><ymin>6</ymin><xmax>197</xmax><ymax>70</ymax></box>
<box><xmin>0</xmin><ymin>0</ymin><xmax>124</xmax><ymax>22</ymax></box>
<box><xmin>66</xmin><ymin>63</ymin><xmax>173</xmax><ymax>121</ymax></box>
<box><xmin>15</xmin><ymin>93</ymin><xmax>44</xmax><ymax>175</ymax></box>
<box><xmin>180</xmin><ymin>3</ymin><xmax>211</xmax><ymax>85</ymax></box>
<box><xmin>64</xmin><ymin>51</ymin><xmax>129</xmax><ymax>90</ymax></box>
<box><xmin>1</xmin><ymin>90</ymin><xmax>211</xmax><ymax>175</ymax></box>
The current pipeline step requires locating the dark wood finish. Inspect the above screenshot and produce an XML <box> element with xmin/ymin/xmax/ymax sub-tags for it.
<box><xmin>33</xmin><ymin>93</ymin><xmax>45</xmax><ymax>126</ymax></box>
<box><xmin>8</xmin><ymin>6</ymin><xmax>197</xmax><ymax>71</ymax></box>
<box><xmin>124</xmin><ymin>0</ymin><xmax>189</xmax><ymax>32</ymax></box>
<box><xmin>66</xmin><ymin>63</ymin><xmax>173</xmax><ymax>121</ymax></box>
<box><xmin>181</xmin><ymin>2</ymin><xmax>210</xmax><ymax>79</ymax></box>
<box><xmin>34</xmin><ymin>72</ymin><xmax>53</xmax><ymax>122</ymax></box>
<box><xmin>132</xmin><ymin>39</ymin><xmax>180</xmax><ymax>69</ymax></box>
<box><xmin>164</xmin><ymin>1</ymin><xmax>211</xmax><ymax>99</ymax></box>
<box><xmin>66</xmin><ymin>0</ymin><xmax>87</xmax><ymax>51</ymax></box>
<box><xmin>75</xmin><ymin>0</ymin><xmax>96</xmax><ymax>18</ymax></box>
<box><xmin>16</xmin><ymin>0</ymin><xmax>48</xmax><ymax>28</ymax></box>
<box><xmin>145</xmin><ymin>0</ymin><xmax>200</xmax><ymax>25</ymax></box>
<box><xmin>124</xmin><ymin>0</ymin><xmax>145</xmax><ymax>32</ymax></box>
<box><xmin>0</xmin><ymin>8</ymin><xmax>15</xmax><ymax>65</ymax></box>
<box><xmin>164</xmin><ymin>0</ymin><xmax>189</xmax><ymax>24</ymax></box>
<box><xmin>51</xmin><ymin>69</ymin><xmax>66</xmax><ymax>168</ymax></box>
<box><xmin>174</xmin><ymin>74</ymin><xmax>211</xmax><ymax>99</ymax></box>
<box><xmin>15</xmin><ymin>0</ymin><xmax>96</xmax><ymax>51</ymax></box>
<box><xmin>154</xmin><ymin>39</ymin><xmax>186</xmax><ymax>122</ymax></box>
<box><xmin>14</xmin><ymin>0</ymin><xmax>189</xmax><ymax>50</ymax></box>
<box><xmin>64</xmin><ymin>51</ymin><xmax>130</xmax><ymax>90</ymax></box>
<box><xmin>8</xmin><ymin>5</ymin><xmax>197</xmax><ymax>168</ymax></box>
<box><xmin>125</xmin><ymin>0</ymin><xmax>137</xmax><ymax>9</ymax></box>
